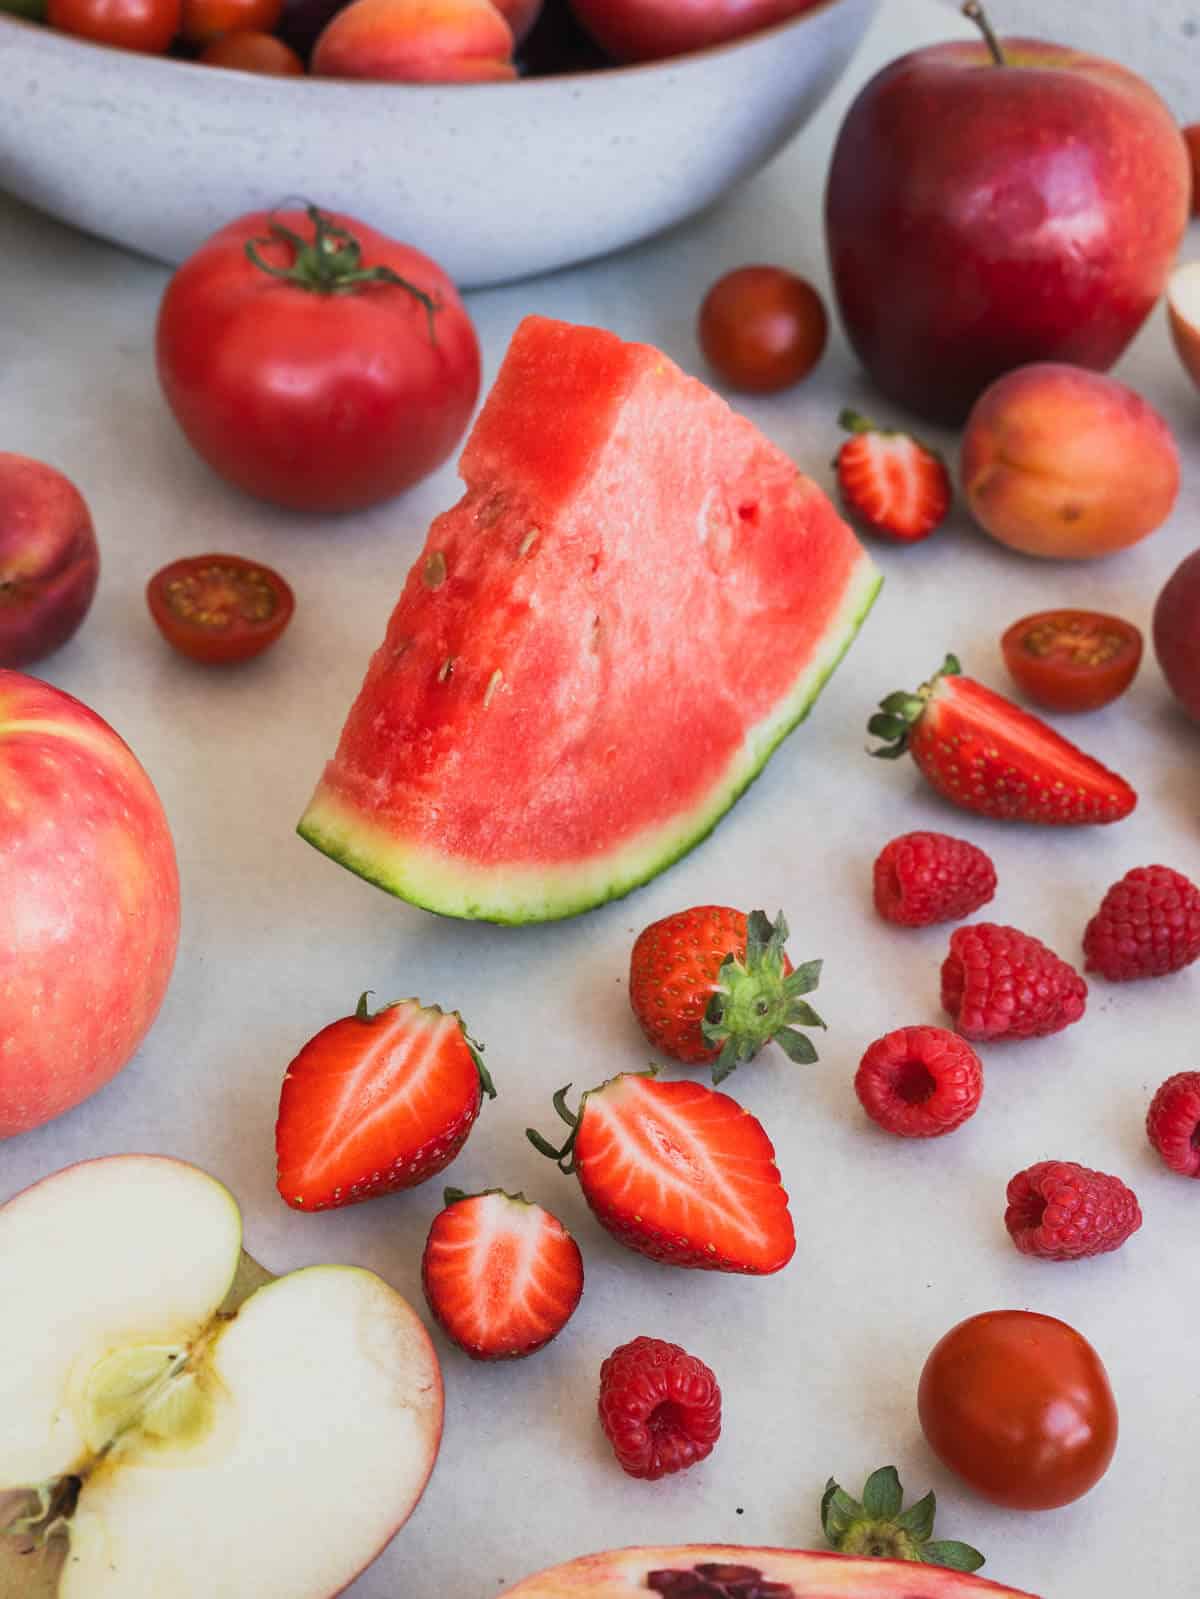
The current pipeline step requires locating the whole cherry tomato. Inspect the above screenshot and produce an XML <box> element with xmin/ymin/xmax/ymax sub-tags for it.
<box><xmin>198</xmin><ymin>28</ymin><xmax>304</xmax><ymax>69</ymax></box>
<box><xmin>147</xmin><ymin>554</ymin><xmax>294</xmax><ymax>664</ymax></box>
<box><xmin>1001</xmin><ymin>609</ymin><xmax>1142</xmax><ymax>713</ymax></box>
<box><xmin>698</xmin><ymin>265</ymin><xmax>828</xmax><ymax>394</ymax></box>
<box><xmin>918</xmin><ymin>1310</ymin><xmax>1118</xmax><ymax>1510</ymax></box>
<box><xmin>181</xmin><ymin>0</ymin><xmax>280</xmax><ymax>43</ymax></box>
<box><xmin>155</xmin><ymin>205</ymin><xmax>481</xmax><ymax>514</ymax></box>
<box><xmin>48</xmin><ymin>0</ymin><xmax>179</xmax><ymax>51</ymax></box>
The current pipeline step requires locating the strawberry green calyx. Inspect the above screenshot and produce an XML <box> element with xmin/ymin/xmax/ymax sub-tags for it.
<box><xmin>443</xmin><ymin>1186</ymin><xmax>531</xmax><ymax>1207</ymax></box>
<box><xmin>821</xmin><ymin>1466</ymin><xmax>984</xmax><ymax>1573</ymax></box>
<box><xmin>352</xmin><ymin>992</ymin><xmax>495</xmax><ymax>1099</ymax></box>
<box><xmin>867</xmin><ymin>654</ymin><xmax>962</xmax><ymax>761</ymax></box>
<box><xmin>701</xmin><ymin>910</ymin><xmax>825</xmax><ymax>1085</ymax></box>
<box><xmin>526</xmin><ymin>1068</ymin><xmax>659</xmax><ymax>1174</ymax></box>
<box><xmin>837</xmin><ymin>409</ymin><xmax>944</xmax><ymax>458</ymax></box>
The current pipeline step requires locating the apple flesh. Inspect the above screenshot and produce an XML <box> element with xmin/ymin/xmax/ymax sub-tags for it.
<box><xmin>0</xmin><ymin>453</ymin><xmax>99</xmax><ymax>669</ymax></box>
<box><xmin>312</xmin><ymin>0</ymin><xmax>516</xmax><ymax>81</ymax></box>
<box><xmin>568</xmin><ymin>0</ymin><xmax>824</xmax><ymax>63</ymax></box>
<box><xmin>0</xmin><ymin>670</ymin><xmax>180</xmax><ymax>1136</ymax></box>
<box><xmin>499</xmin><ymin>1546</ymin><xmax>1040</xmax><ymax>1596</ymax></box>
<box><xmin>1166</xmin><ymin>261</ymin><xmax>1200</xmax><ymax>392</ymax></box>
<box><xmin>0</xmin><ymin>1155</ymin><xmax>443</xmax><ymax>1599</ymax></box>
<box><xmin>960</xmin><ymin>363</ymin><xmax>1179</xmax><ymax>560</ymax></box>
<box><xmin>825</xmin><ymin>28</ymin><xmax>1191</xmax><ymax>423</ymax></box>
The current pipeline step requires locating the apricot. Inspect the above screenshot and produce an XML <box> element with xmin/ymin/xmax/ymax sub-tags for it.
<box><xmin>312</xmin><ymin>0</ymin><xmax>516</xmax><ymax>81</ymax></box>
<box><xmin>960</xmin><ymin>363</ymin><xmax>1179</xmax><ymax>560</ymax></box>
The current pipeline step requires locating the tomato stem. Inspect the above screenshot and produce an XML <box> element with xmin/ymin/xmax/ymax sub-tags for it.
<box><xmin>244</xmin><ymin>204</ymin><xmax>441</xmax><ymax>341</ymax></box>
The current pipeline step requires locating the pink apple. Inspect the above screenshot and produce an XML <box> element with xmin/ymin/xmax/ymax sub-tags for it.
<box><xmin>0</xmin><ymin>671</ymin><xmax>180</xmax><ymax>1135</ymax></box>
<box><xmin>0</xmin><ymin>452</ymin><xmax>100</xmax><ymax>669</ymax></box>
<box><xmin>824</xmin><ymin>17</ymin><xmax>1191</xmax><ymax>423</ymax></box>
<box><xmin>568</xmin><ymin>0</ymin><xmax>824</xmax><ymax>63</ymax></box>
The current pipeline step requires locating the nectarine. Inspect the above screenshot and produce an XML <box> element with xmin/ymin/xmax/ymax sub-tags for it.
<box><xmin>312</xmin><ymin>0</ymin><xmax>515</xmax><ymax>81</ymax></box>
<box><xmin>960</xmin><ymin>363</ymin><xmax>1179</xmax><ymax>560</ymax></box>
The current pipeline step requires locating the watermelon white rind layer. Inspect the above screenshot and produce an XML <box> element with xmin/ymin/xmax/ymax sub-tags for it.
<box><xmin>496</xmin><ymin>1545</ymin><xmax>1041</xmax><ymax>1597</ymax></box>
<box><xmin>298</xmin><ymin>554</ymin><xmax>880</xmax><ymax>925</ymax></box>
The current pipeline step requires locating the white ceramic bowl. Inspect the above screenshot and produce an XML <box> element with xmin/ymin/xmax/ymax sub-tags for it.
<box><xmin>0</xmin><ymin>0</ymin><xmax>876</xmax><ymax>287</ymax></box>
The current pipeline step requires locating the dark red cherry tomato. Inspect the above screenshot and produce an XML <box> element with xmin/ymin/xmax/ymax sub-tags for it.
<box><xmin>1001</xmin><ymin>609</ymin><xmax>1142</xmax><ymax>713</ymax></box>
<box><xmin>147</xmin><ymin>554</ymin><xmax>294</xmax><ymax>664</ymax></box>
<box><xmin>48</xmin><ymin>0</ymin><xmax>179</xmax><ymax>51</ymax></box>
<box><xmin>198</xmin><ymin>29</ymin><xmax>304</xmax><ymax>70</ymax></box>
<box><xmin>918</xmin><ymin>1310</ymin><xmax>1118</xmax><ymax>1510</ymax></box>
<box><xmin>697</xmin><ymin>265</ymin><xmax>827</xmax><ymax>394</ymax></box>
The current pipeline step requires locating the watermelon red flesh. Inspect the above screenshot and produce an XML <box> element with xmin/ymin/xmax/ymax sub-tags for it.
<box><xmin>497</xmin><ymin>1546</ymin><xmax>1041</xmax><ymax>1597</ymax></box>
<box><xmin>299</xmin><ymin>316</ymin><xmax>880</xmax><ymax>923</ymax></box>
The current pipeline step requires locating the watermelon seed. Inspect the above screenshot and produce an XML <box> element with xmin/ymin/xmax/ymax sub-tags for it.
<box><xmin>437</xmin><ymin>656</ymin><xmax>456</xmax><ymax>683</ymax></box>
<box><xmin>518</xmin><ymin>528</ymin><xmax>539</xmax><ymax>557</ymax></box>
<box><xmin>423</xmin><ymin>552</ymin><xmax>447</xmax><ymax>589</ymax></box>
<box><xmin>484</xmin><ymin>669</ymin><xmax>503</xmax><ymax>706</ymax></box>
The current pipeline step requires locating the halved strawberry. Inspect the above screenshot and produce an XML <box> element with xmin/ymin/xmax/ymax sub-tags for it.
<box><xmin>275</xmin><ymin>993</ymin><xmax>495</xmax><ymax>1211</ymax></box>
<box><xmin>421</xmin><ymin>1187</ymin><xmax>584</xmax><ymax>1360</ymax></box>
<box><xmin>527</xmin><ymin>1070</ymin><xmax>794</xmax><ymax>1274</ymax></box>
<box><xmin>835</xmin><ymin>409</ymin><xmax>951</xmax><ymax>543</ymax></box>
<box><xmin>868</xmin><ymin>654</ymin><xmax>1136</xmax><ymax>825</ymax></box>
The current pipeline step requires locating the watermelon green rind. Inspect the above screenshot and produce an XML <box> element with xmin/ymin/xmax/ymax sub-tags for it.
<box><xmin>296</xmin><ymin>555</ymin><xmax>880</xmax><ymax>925</ymax></box>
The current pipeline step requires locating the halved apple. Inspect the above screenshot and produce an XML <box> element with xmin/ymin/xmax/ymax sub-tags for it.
<box><xmin>1167</xmin><ymin>261</ymin><xmax>1200</xmax><ymax>391</ymax></box>
<box><xmin>498</xmin><ymin>1546</ymin><xmax>1040</xmax><ymax>1597</ymax></box>
<box><xmin>0</xmin><ymin>1155</ymin><xmax>442</xmax><ymax>1599</ymax></box>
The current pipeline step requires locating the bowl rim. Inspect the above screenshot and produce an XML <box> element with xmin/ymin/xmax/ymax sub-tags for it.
<box><xmin>0</xmin><ymin>0</ymin><xmax>864</xmax><ymax>91</ymax></box>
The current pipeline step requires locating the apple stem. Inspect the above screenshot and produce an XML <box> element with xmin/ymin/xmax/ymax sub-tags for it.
<box><xmin>961</xmin><ymin>0</ymin><xmax>1006</xmax><ymax>65</ymax></box>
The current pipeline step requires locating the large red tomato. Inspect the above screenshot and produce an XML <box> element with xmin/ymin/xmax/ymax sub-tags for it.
<box><xmin>918</xmin><ymin>1309</ymin><xmax>1118</xmax><ymax>1510</ymax></box>
<box><xmin>155</xmin><ymin>205</ymin><xmax>481</xmax><ymax>514</ymax></box>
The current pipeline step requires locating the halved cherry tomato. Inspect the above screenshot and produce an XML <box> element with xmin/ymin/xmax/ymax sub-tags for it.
<box><xmin>1000</xmin><ymin>608</ymin><xmax>1142</xmax><ymax>713</ymax></box>
<box><xmin>180</xmin><ymin>0</ymin><xmax>279</xmax><ymax>41</ymax></box>
<box><xmin>918</xmin><ymin>1310</ymin><xmax>1118</xmax><ymax>1510</ymax></box>
<box><xmin>198</xmin><ymin>28</ymin><xmax>304</xmax><ymax>71</ymax></box>
<box><xmin>147</xmin><ymin>554</ymin><xmax>294</xmax><ymax>665</ymax></box>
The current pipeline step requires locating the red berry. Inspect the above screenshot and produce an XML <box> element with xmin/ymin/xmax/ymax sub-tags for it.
<box><xmin>1146</xmin><ymin>1071</ymin><xmax>1200</xmax><ymax>1177</ymax></box>
<box><xmin>1082</xmin><ymin>864</ymin><xmax>1200</xmax><ymax>981</ymax></box>
<box><xmin>1005</xmin><ymin>1160</ymin><xmax>1141</xmax><ymax>1260</ymax></box>
<box><xmin>941</xmin><ymin>923</ymin><xmax>1087</xmax><ymax>1041</ymax></box>
<box><xmin>873</xmin><ymin>831</ymin><xmax>997</xmax><ymax>927</ymax></box>
<box><xmin>854</xmin><ymin>1026</ymin><xmax>983</xmax><ymax>1138</ymax></box>
<box><xmin>835</xmin><ymin>411</ymin><xmax>951</xmax><ymax>543</ymax></box>
<box><xmin>598</xmin><ymin>1336</ymin><xmax>722</xmax><ymax>1481</ymax></box>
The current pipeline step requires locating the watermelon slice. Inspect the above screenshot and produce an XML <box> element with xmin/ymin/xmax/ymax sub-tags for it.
<box><xmin>298</xmin><ymin>317</ymin><xmax>880</xmax><ymax>923</ymax></box>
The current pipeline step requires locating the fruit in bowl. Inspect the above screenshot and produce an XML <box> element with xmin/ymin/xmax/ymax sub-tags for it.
<box><xmin>825</xmin><ymin>4</ymin><xmax>1190</xmax><ymax>423</ymax></box>
<box><xmin>568</xmin><ymin>0</ymin><xmax>827</xmax><ymax>63</ymax></box>
<box><xmin>0</xmin><ymin>671</ymin><xmax>179</xmax><ymax>1136</ymax></box>
<box><xmin>312</xmin><ymin>0</ymin><xmax>517</xmax><ymax>80</ymax></box>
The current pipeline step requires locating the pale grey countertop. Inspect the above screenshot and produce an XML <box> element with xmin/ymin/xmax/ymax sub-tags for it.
<box><xmin>1</xmin><ymin>2</ymin><xmax>1199</xmax><ymax>1596</ymax></box>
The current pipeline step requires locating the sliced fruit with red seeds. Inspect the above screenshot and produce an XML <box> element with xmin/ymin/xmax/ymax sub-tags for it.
<box><xmin>835</xmin><ymin>410</ymin><xmax>951</xmax><ymax>543</ymax></box>
<box><xmin>275</xmin><ymin>993</ymin><xmax>494</xmax><ymax>1211</ymax></box>
<box><xmin>527</xmin><ymin>1070</ymin><xmax>794</xmax><ymax>1274</ymax></box>
<box><xmin>629</xmin><ymin>905</ymin><xmax>824</xmax><ymax>1083</ymax></box>
<box><xmin>868</xmin><ymin>654</ymin><xmax>1136</xmax><ymax>824</ymax></box>
<box><xmin>1146</xmin><ymin>1071</ymin><xmax>1200</xmax><ymax>1176</ymax></box>
<box><xmin>421</xmin><ymin>1187</ymin><xmax>583</xmax><ymax>1360</ymax></box>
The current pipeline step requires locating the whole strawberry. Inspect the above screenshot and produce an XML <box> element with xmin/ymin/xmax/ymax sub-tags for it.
<box><xmin>1146</xmin><ymin>1072</ymin><xmax>1200</xmax><ymax>1177</ymax></box>
<box><xmin>868</xmin><ymin>655</ymin><xmax>1136</xmax><ymax>825</ymax></box>
<box><xmin>941</xmin><ymin>923</ymin><xmax>1086</xmax><ymax>1040</ymax></box>
<box><xmin>629</xmin><ymin>906</ymin><xmax>824</xmax><ymax>1084</ymax></box>
<box><xmin>835</xmin><ymin>410</ymin><xmax>951</xmax><ymax>543</ymax></box>
<box><xmin>276</xmin><ymin>993</ymin><xmax>494</xmax><ymax>1211</ymax></box>
<box><xmin>855</xmin><ymin>1026</ymin><xmax>983</xmax><ymax>1138</ymax></box>
<box><xmin>1082</xmin><ymin>864</ymin><xmax>1200</xmax><ymax>981</ymax></box>
<box><xmin>1005</xmin><ymin>1160</ymin><xmax>1141</xmax><ymax>1260</ymax></box>
<box><xmin>527</xmin><ymin>1069</ymin><xmax>794</xmax><ymax>1274</ymax></box>
<box><xmin>598</xmin><ymin>1336</ymin><xmax>721</xmax><ymax>1481</ymax></box>
<box><xmin>873</xmin><ymin>831</ymin><xmax>996</xmax><ymax>926</ymax></box>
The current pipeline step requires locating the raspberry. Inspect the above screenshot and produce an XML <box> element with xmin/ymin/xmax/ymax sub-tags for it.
<box><xmin>854</xmin><ymin>1026</ymin><xmax>983</xmax><ymax>1137</ymax></box>
<box><xmin>597</xmin><ymin>1336</ymin><xmax>721</xmax><ymax>1480</ymax></box>
<box><xmin>941</xmin><ymin>923</ymin><xmax>1086</xmax><ymax>1041</ymax></box>
<box><xmin>1146</xmin><ymin>1071</ymin><xmax>1200</xmax><ymax>1177</ymax></box>
<box><xmin>1005</xmin><ymin>1160</ymin><xmax>1141</xmax><ymax>1260</ymax></box>
<box><xmin>1082</xmin><ymin>865</ymin><xmax>1200</xmax><ymax>981</ymax></box>
<box><xmin>873</xmin><ymin>831</ymin><xmax>997</xmax><ymax>927</ymax></box>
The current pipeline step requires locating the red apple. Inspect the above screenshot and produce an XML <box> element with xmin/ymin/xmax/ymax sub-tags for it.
<box><xmin>824</xmin><ymin>6</ymin><xmax>1191</xmax><ymax>424</ymax></box>
<box><xmin>0</xmin><ymin>672</ymin><xmax>180</xmax><ymax>1135</ymax></box>
<box><xmin>0</xmin><ymin>453</ymin><xmax>99</xmax><ymax>669</ymax></box>
<box><xmin>568</xmin><ymin>0</ymin><xmax>825</xmax><ymax>63</ymax></box>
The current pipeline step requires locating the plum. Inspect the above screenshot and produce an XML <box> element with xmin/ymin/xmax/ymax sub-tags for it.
<box><xmin>1154</xmin><ymin>549</ymin><xmax>1200</xmax><ymax>720</ymax></box>
<box><xmin>0</xmin><ymin>453</ymin><xmax>99</xmax><ymax>668</ymax></box>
